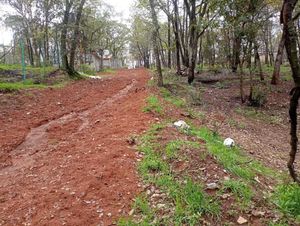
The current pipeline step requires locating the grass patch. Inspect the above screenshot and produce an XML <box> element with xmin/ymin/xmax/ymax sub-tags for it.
<box><xmin>0</xmin><ymin>79</ymin><xmax>68</xmax><ymax>92</ymax></box>
<box><xmin>118</xmin><ymin>195</ymin><xmax>155</xmax><ymax>225</ymax></box>
<box><xmin>262</xmin><ymin>65</ymin><xmax>291</xmax><ymax>81</ymax></box>
<box><xmin>165</xmin><ymin>140</ymin><xmax>200</xmax><ymax>159</ymax></box>
<box><xmin>0</xmin><ymin>80</ymin><xmax>47</xmax><ymax>92</ymax></box>
<box><xmin>274</xmin><ymin>183</ymin><xmax>300</xmax><ymax>220</ymax></box>
<box><xmin>121</xmin><ymin>123</ymin><xmax>220</xmax><ymax>225</ymax></box>
<box><xmin>222</xmin><ymin>179</ymin><xmax>253</xmax><ymax>207</ymax></box>
<box><xmin>0</xmin><ymin>64</ymin><xmax>56</xmax><ymax>75</ymax></box>
<box><xmin>99</xmin><ymin>68</ymin><xmax>116</xmax><ymax>74</ymax></box>
<box><xmin>228</xmin><ymin>119</ymin><xmax>246</xmax><ymax>129</ymax></box>
<box><xmin>235</xmin><ymin>107</ymin><xmax>282</xmax><ymax>125</ymax></box>
<box><xmin>143</xmin><ymin>95</ymin><xmax>163</xmax><ymax>114</ymax></box>
<box><xmin>173</xmin><ymin>179</ymin><xmax>220</xmax><ymax>225</ymax></box>
<box><xmin>190</xmin><ymin>127</ymin><xmax>276</xmax><ymax>181</ymax></box>
<box><xmin>78</xmin><ymin>64</ymin><xmax>96</xmax><ymax>76</ymax></box>
<box><xmin>160</xmin><ymin>87</ymin><xmax>186</xmax><ymax>108</ymax></box>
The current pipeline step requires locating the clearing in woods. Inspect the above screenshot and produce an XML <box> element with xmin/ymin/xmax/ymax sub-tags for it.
<box><xmin>0</xmin><ymin>68</ymin><xmax>299</xmax><ymax>225</ymax></box>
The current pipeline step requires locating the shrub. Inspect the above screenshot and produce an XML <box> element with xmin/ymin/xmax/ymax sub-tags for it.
<box><xmin>249</xmin><ymin>85</ymin><xmax>267</xmax><ymax>107</ymax></box>
<box><xmin>79</xmin><ymin>64</ymin><xmax>96</xmax><ymax>75</ymax></box>
<box><xmin>188</xmin><ymin>87</ymin><xmax>202</xmax><ymax>105</ymax></box>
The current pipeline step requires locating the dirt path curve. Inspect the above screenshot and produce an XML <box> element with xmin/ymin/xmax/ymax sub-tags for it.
<box><xmin>0</xmin><ymin>68</ymin><xmax>154</xmax><ymax>226</ymax></box>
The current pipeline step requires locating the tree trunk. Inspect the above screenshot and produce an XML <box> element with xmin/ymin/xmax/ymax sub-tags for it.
<box><xmin>61</xmin><ymin>0</ymin><xmax>73</xmax><ymax>75</ymax></box>
<box><xmin>254</xmin><ymin>41</ymin><xmax>264</xmax><ymax>80</ymax></box>
<box><xmin>264</xmin><ymin>25</ymin><xmax>270</xmax><ymax>65</ymax></box>
<box><xmin>69</xmin><ymin>0</ymin><xmax>86</xmax><ymax>73</ymax></box>
<box><xmin>149</xmin><ymin>0</ymin><xmax>163</xmax><ymax>86</ymax></box>
<box><xmin>26</xmin><ymin>37</ymin><xmax>34</xmax><ymax>66</ymax></box>
<box><xmin>184</xmin><ymin>0</ymin><xmax>198</xmax><ymax>84</ymax></box>
<box><xmin>172</xmin><ymin>0</ymin><xmax>181</xmax><ymax>74</ymax></box>
<box><xmin>282</xmin><ymin>0</ymin><xmax>300</xmax><ymax>183</ymax></box>
<box><xmin>232</xmin><ymin>33</ymin><xmax>241</xmax><ymax>73</ymax></box>
<box><xmin>167</xmin><ymin>0</ymin><xmax>171</xmax><ymax>68</ymax></box>
<box><xmin>271</xmin><ymin>32</ymin><xmax>285</xmax><ymax>85</ymax></box>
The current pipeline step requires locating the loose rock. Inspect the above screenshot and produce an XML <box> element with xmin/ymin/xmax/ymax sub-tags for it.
<box><xmin>206</xmin><ymin>182</ymin><xmax>219</xmax><ymax>190</ymax></box>
<box><xmin>237</xmin><ymin>216</ymin><xmax>248</xmax><ymax>225</ymax></box>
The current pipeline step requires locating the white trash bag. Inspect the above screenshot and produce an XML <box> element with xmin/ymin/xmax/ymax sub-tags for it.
<box><xmin>223</xmin><ymin>138</ymin><xmax>235</xmax><ymax>147</ymax></box>
<box><xmin>174</xmin><ymin>120</ymin><xmax>190</xmax><ymax>130</ymax></box>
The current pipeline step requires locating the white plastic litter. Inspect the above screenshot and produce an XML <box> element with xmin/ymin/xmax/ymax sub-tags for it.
<box><xmin>173</xmin><ymin>120</ymin><xmax>190</xmax><ymax>130</ymax></box>
<box><xmin>223</xmin><ymin>138</ymin><xmax>235</xmax><ymax>147</ymax></box>
<box><xmin>89</xmin><ymin>76</ymin><xmax>102</xmax><ymax>79</ymax></box>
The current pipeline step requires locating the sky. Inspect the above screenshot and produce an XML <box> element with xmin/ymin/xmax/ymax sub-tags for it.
<box><xmin>109</xmin><ymin>0</ymin><xmax>134</xmax><ymax>20</ymax></box>
<box><xmin>0</xmin><ymin>5</ymin><xmax>14</xmax><ymax>45</ymax></box>
<box><xmin>0</xmin><ymin>0</ymin><xmax>134</xmax><ymax>45</ymax></box>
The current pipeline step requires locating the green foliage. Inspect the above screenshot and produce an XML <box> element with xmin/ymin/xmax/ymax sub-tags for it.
<box><xmin>0</xmin><ymin>64</ymin><xmax>56</xmax><ymax>76</ymax></box>
<box><xmin>118</xmin><ymin>195</ymin><xmax>155</xmax><ymax>226</ymax></box>
<box><xmin>191</xmin><ymin>127</ymin><xmax>276</xmax><ymax>181</ymax></box>
<box><xmin>160</xmin><ymin>87</ymin><xmax>186</xmax><ymax>108</ymax></box>
<box><xmin>188</xmin><ymin>87</ymin><xmax>202</xmax><ymax>106</ymax></box>
<box><xmin>127</xmin><ymin>123</ymin><xmax>220</xmax><ymax>225</ymax></box>
<box><xmin>78</xmin><ymin>64</ymin><xmax>96</xmax><ymax>75</ymax></box>
<box><xmin>173</xmin><ymin>179</ymin><xmax>220</xmax><ymax>225</ymax></box>
<box><xmin>262</xmin><ymin>65</ymin><xmax>292</xmax><ymax>82</ymax></box>
<box><xmin>215</xmin><ymin>82</ymin><xmax>226</xmax><ymax>89</ymax></box>
<box><xmin>222</xmin><ymin>179</ymin><xmax>253</xmax><ymax>205</ymax></box>
<box><xmin>139</xmin><ymin>155</ymin><xmax>168</xmax><ymax>178</ymax></box>
<box><xmin>274</xmin><ymin>184</ymin><xmax>300</xmax><ymax>220</ymax></box>
<box><xmin>165</xmin><ymin>140</ymin><xmax>200</xmax><ymax>159</ymax></box>
<box><xmin>268</xmin><ymin>222</ymin><xmax>289</xmax><ymax>226</ymax></box>
<box><xmin>250</xmin><ymin>86</ymin><xmax>268</xmax><ymax>107</ymax></box>
<box><xmin>133</xmin><ymin>195</ymin><xmax>155</xmax><ymax>220</ymax></box>
<box><xmin>235</xmin><ymin>107</ymin><xmax>282</xmax><ymax>124</ymax></box>
<box><xmin>100</xmin><ymin>68</ymin><xmax>116</xmax><ymax>74</ymax></box>
<box><xmin>0</xmin><ymin>80</ymin><xmax>47</xmax><ymax>92</ymax></box>
<box><xmin>227</xmin><ymin>119</ymin><xmax>246</xmax><ymax>129</ymax></box>
<box><xmin>143</xmin><ymin>95</ymin><xmax>163</xmax><ymax>114</ymax></box>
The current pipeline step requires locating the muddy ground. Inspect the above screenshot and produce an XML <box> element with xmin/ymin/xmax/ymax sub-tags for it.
<box><xmin>0</xmin><ymin>69</ymin><xmax>154</xmax><ymax>225</ymax></box>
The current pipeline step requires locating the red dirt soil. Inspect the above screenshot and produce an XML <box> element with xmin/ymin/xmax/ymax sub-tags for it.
<box><xmin>0</xmin><ymin>68</ymin><xmax>154</xmax><ymax>226</ymax></box>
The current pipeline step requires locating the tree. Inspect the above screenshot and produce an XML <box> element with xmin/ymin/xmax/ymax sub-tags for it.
<box><xmin>281</xmin><ymin>0</ymin><xmax>300</xmax><ymax>183</ymax></box>
<box><xmin>69</xmin><ymin>0</ymin><xmax>86</xmax><ymax>73</ymax></box>
<box><xmin>271</xmin><ymin>32</ymin><xmax>285</xmax><ymax>85</ymax></box>
<box><xmin>149</xmin><ymin>0</ymin><xmax>163</xmax><ymax>86</ymax></box>
<box><xmin>61</xmin><ymin>0</ymin><xmax>74</xmax><ymax>75</ymax></box>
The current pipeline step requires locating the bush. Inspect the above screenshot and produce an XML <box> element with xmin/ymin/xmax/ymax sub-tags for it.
<box><xmin>188</xmin><ymin>87</ymin><xmax>202</xmax><ymax>105</ymax></box>
<box><xmin>79</xmin><ymin>64</ymin><xmax>96</xmax><ymax>75</ymax></box>
<box><xmin>249</xmin><ymin>85</ymin><xmax>267</xmax><ymax>107</ymax></box>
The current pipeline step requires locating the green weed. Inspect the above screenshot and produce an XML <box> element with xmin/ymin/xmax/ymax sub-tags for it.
<box><xmin>0</xmin><ymin>81</ymin><xmax>47</xmax><ymax>92</ymax></box>
<box><xmin>127</xmin><ymin>123</ymin><xmax>220</xmax><ymax>225</ymax></box>
<box><xmin>160</xmin><ymin>87</ymin><xmax>186</xmax><ymax>108</ymax></box>
<box><xmin>0</xmin><ymin>64</ymin><xmax>56</xmax><ymax>75</ymax></box>
<box><xmin>228</xmin><ymin>119</ymin><xmax>246</xmax><ymax>129</ymax></box>
<box><xmin>191</xmin><ymin>127</ymin><xmax>277</xmax><ymax>181</ymax></box>
<box><xmin>100</xmin><ymin>68</ymin><xmax>116</xmax><ymax>74</ymax></box>
<box><xmin>274</xmin><ymin>183</ymin><xmax>300</xmax><ymax>220</ymax></box>
<box><xmin>235</xmin><ymin>107</ymin><xmax>282</xmax><ymax>125</ymax></box>
<box><xmin>165</xmin><ymin>140</ymin><xmax>200</xmax><ymax>159</ymax></box>
<box><xmin>222</xmin><ymin>179</ymin><xmax>253</xmax><ymax>206</ymax></box>
<box><xmin>143</xmin><ymin>95</ymin><xmax>163</xmax><ymax>114</ymax></box>
<box><xmin>78</xmin><ymin>64</ymin><xmax>96</xmax><ymax>75</ymax></box>
<box><xmin>118</xmin><ymin>195</ymin><xmax>155</xmax><ymax>226</ymax></box>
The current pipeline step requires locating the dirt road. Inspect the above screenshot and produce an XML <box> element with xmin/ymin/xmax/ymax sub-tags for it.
<box><xmin>0</xmin><ymin>68</ymin><xmax>153</xmax><ymax>226</ymax></box>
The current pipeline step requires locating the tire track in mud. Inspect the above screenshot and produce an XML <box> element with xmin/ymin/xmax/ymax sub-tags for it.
<box><xmin>3</xmin><ymin>79</ymin><xmax>137</xmax><ymax>173</ymax></box>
